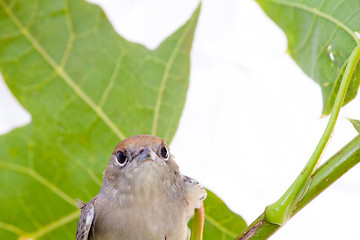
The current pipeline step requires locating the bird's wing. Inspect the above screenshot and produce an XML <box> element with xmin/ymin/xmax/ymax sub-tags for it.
<box><xmin>76</xmin><ymin>202</ymin><xmax>95</xmax><ymax>240</ymax></box>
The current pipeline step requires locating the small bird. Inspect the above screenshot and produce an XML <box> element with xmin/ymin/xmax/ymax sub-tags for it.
<box><xmin>76</xmin><ymin>135</ymin><xmax>207</xmax><ymax>240</ymax></box>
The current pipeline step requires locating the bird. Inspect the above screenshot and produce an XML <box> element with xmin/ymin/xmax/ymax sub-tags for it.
<box><xmin>76</xmin><ymin>135</ymin><xmax>207</xmax><ymax>240</ymax></box>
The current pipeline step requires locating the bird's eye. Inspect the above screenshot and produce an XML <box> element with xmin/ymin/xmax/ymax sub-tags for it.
<box><xmin>116</xmin><ymin>151</ymin><xmax>127</xmax><ymax>166</ymax></box>
<box><xmin>160</xmin><ymin>146</ymin><xmax>169</xmax><ymax>160</ymax></box>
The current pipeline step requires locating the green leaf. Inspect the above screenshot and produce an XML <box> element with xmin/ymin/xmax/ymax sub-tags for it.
<box><xmin>0</xmin><ymin>0</ymin><xmax>200</xmax><ymax>239</ymax></box>
<box><xmin>202</xmin><ymin>190</ymin><xmax>247</xmax><ymax>240</ymax></box>
<box><xmin>256</xmin><ymin>0</ymin><xmax>360</xmax><ymax>115</ymax></box>
<box><xmin>348</xmin><ymin>118</ymin><xmax>360</xmax><ymax>133</ymax></box>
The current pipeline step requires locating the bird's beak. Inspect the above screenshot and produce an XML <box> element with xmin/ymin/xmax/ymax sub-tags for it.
<box><xmin>136</xmin><ymin>147</ymin><xmax>157</xmax><ymax>163</ymax></box>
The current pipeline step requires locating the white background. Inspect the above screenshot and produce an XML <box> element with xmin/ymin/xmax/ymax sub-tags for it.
<box><xmin>1</xmin><ymin>0</ymin><xmax>360</xmax><ymax>239</ymax></box>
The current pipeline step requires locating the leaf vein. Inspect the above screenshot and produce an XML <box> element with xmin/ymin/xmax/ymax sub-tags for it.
<box><xmin>23</xmin><ymin>0</ymin><xmax>38</xmax><ymax>30</ymax></box>
<box><xmin>0</xmin><ymin>0</ymin><xmax>126</xmax><ymax>140</ymax></box>
<box><xmin>8</xmin><ymin>0</ymin><xmax>17</xmax><ymax>9</ymax></box>
<box><xmin>75</xmin><ymin>7</ymin><xmax>102</xmax><ymax>39</ymax></box>
<box><xmin>59</xmin><ymin>144</ymin><xmax>102</xmax><ymax>187</ymax></box>
<box><xmin>0</xmin><ymin>161</ymin><xmax>76</xmax><ymax>207</ymax></box>
<box><xmin>17</xmin><ymin>198</ymin><xmax>42</xmax><ymax>229</ymax></box>
<box><xmin>0</xmin><ymin>221</ymin><xmax>26</xmax><ymax>236</ymax></box>
<box><xmin>205</xmin><ymin>215</ymin><xmax>236</xmax><ymax>238</ymax></box>
<box><xmin>343</xmin><ymin>9</ymin><xmax>360</xmax><ymax>27</ymax></box>
<box><xmin>60</xmin><ymin>0</ymin><xmax>75</xmax><ymax>68</ymax></box>
<box><xmin>329</xmin><ymin>0</ymin><xmax>347</xmax><ymax>15</ymax></box>
<box><xmin>0</xmin><ymin>31</ymin><xmax>21</xmax><ymax>40</ymax></box>
<box><xmin>313</xmin><ymin>27</ymin><xmax>339</xmax><ymax>69</ymax></box>
<box><xmin>267</xmin><ymin>0</ymin><xmax>360</xmax><ymax>44</ymax></box>
<box><xmin>151</xmin><ymin>21</ymin><xmax>194</xmax><ymax>135</ymax></box>
<box><xmin>99</xmin><ymin>54</ymin><xmax>124</xmax><ymax>107</ymax></box>
<box><xmin>293</xmin><ymin>0</ymin><xmax>326</xmax><ymax>53</ymax></box>
<box><xmin>30</xmin><ymin>210</ymin><xmax>80</xmax><ymax>239</ymax></box>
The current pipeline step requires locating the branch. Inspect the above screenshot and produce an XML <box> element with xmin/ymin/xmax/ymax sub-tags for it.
<box><xmin>190</xmin><ymin>202</ymin><xmax>205</xmax><ymax>240</ymax></box>
<box><xmin>234</xmin><ymin>134</ymin><xmax>360</xmax><ymax>239</ymax></box>
<box><xmin>265</xmin><ymin>44</ymin><xmax>360</xmax><ymax>225</ymax></box>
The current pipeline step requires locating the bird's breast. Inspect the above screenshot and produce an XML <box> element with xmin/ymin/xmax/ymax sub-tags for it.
<box><xmin>93</xmin><ymin>189</ymin><xmax>189</xmax><ymax>240</ymax></box>
<box><xmin>93</xmin><ymin>165</ymin><xmax>190</xmax><ymax>240</ymax></box>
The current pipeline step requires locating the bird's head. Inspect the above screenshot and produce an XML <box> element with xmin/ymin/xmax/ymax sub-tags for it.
<box><xmin>102</xmin><ymin>135</ymin><xmax>181</xmax><ymax>194</ymax></box>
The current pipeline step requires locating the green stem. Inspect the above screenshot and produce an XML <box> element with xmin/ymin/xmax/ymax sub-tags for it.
<box><xmin>265</xmin><ymin>44</ymin><xmax>360</xmax><ymax>225</ymax></box>
<box><xmin>190</xmin><ymin>203</ymin><xmax>205</xmax><ymax>240</ymax></box>
<box><xmin>292</xmin><ymin>134</ymin><xmax>360</xmax><ymax>215</ymax></box>
<box><xmin>234</xmin><ymin>134</ymin><xmax>360</xmax><ymax>240</ymax></box>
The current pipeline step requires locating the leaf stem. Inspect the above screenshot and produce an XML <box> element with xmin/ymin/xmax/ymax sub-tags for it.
<box><xmin>292</xmin><ymin>134</ymin><xmax>360</xmax><ymax>215</ymax></box>
<box><xmin>265</xmin><ymin>43</ymin><xmax>360</xmax><ymax>225</ymax></box>
<box><xmin>234</xmin><ymin>133</ymin><xmax>360</xmax><ymax>239</ymax></box>
<box><xmin>190</xmin><ymin>203</ymin><xmax>205</xmax><ymax>240</ymax></box>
